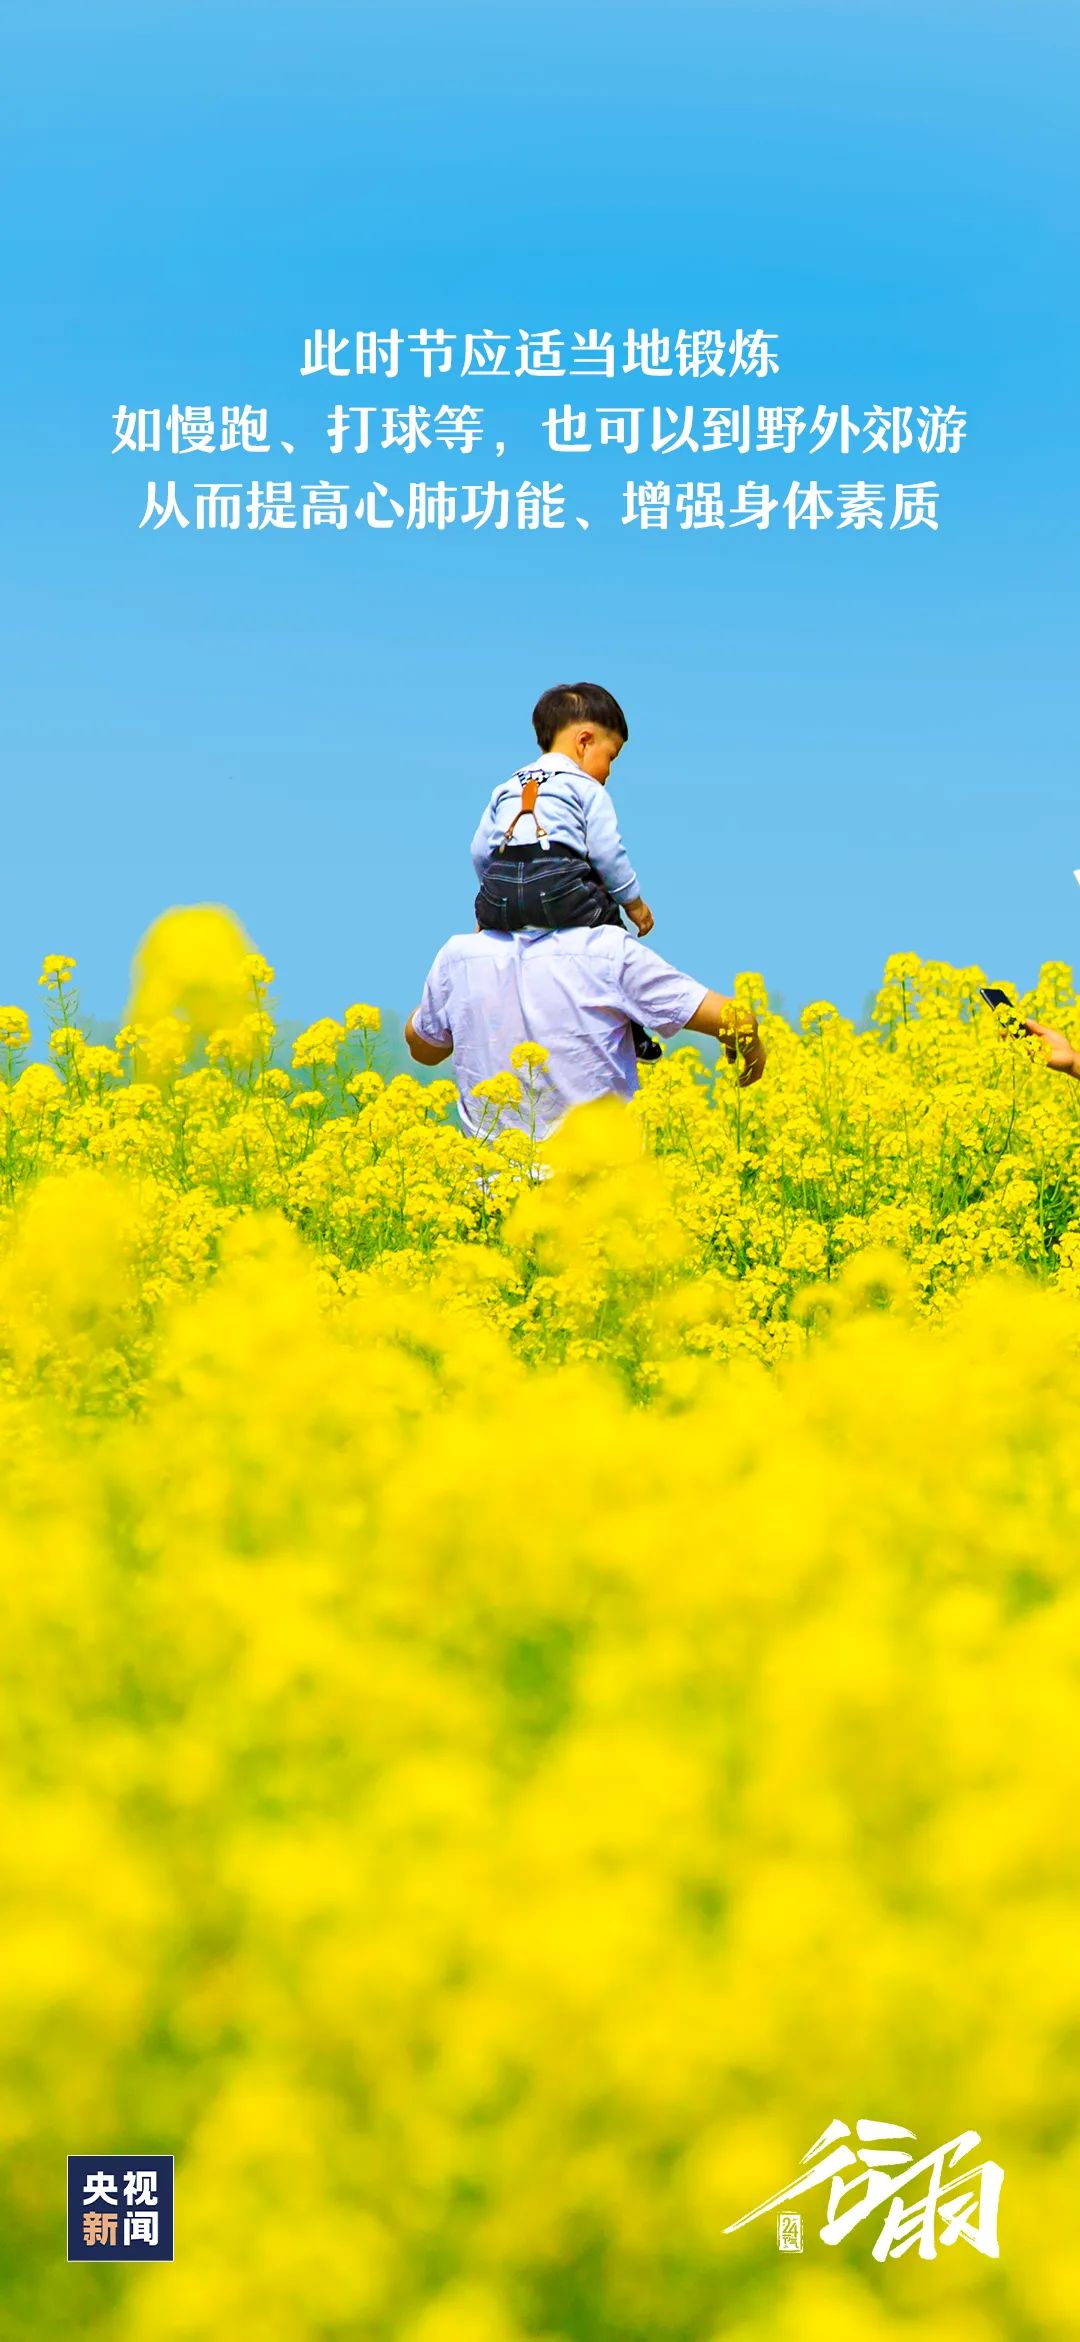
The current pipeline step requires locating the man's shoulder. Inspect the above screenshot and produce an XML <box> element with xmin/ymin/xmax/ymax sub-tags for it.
<box><xmin>527</xmin><ymin>926</ymin><xmax>645</xmax><ymax>979</ymax></box>
<box><xmin>431</xmin><ymin>929</ymin><xmax>510</xmax><ymax>959</ymax></box>
<box><xmin>574</xmin><ymin>928</ymin><xmax>697</xmax><ymax>988</ymax></box>
<box><xmin>429</xmin><ymin>927</ymin><xmax>628</xmax><ymax>971</ymax></box>
<box><xmin>517</xmin><ymin>926</ymin><xmax>635</xmax><ymax>961</ymax></box>
<box><xmin>428</xmin><ymin>929</ymin><xmax>527</xmax><ymax>977</ymax></box>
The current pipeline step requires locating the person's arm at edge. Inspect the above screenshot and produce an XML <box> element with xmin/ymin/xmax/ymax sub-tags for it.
<box><xmin>684</xmin><ymin>988</ymin><xmax>766</xmax><ymax>1087</ymax></box>
<box><xmin>1023</xmin><ymin>1020</ymin><xmax>1080</xmax><ymax>1076</ymax></box>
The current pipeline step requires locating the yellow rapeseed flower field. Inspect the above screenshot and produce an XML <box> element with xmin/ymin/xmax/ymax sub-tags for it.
<box><xmin>1</xmin><ymin>913</ymin><xmax>1079</xmax><ymax>2339</ymax></box>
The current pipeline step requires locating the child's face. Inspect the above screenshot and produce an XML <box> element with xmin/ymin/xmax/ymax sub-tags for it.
<box><xmin>574</xmin><ymin>727</ymin><xmax>625</xmax><ymax>786</ymax></box>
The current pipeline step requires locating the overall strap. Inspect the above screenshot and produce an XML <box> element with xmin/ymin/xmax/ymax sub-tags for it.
<box><xmin>500</xmin><ymin>770</ymin><xmax>549</xmax><ymax>848</ymax></box>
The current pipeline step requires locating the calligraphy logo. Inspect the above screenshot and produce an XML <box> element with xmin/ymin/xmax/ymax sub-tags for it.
<box><xmin>725</xmin><ymin>2118</ymin><xmax>1003</xmax><ymax>2262</ymax></box>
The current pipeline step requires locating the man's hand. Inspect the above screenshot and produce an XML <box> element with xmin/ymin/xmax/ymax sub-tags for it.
<box><xmin>624</xmin><ymin>896</ymin><xmax>654</xmax><ymax>938</ymax></box>
<box><xmin>724</xmin><ymin>1025</ymin><xmax>767</xmax><ymax>1087</ymax></box>
<box><xmin>1023</xmin><ymin>1019</ymin><xmax>1080</xmax><ymax>1077</ymax></box>
<box><xmin>684</xmin><ymin>991</ymin><xmax>766</xmax><ymax>1085</ymax></box>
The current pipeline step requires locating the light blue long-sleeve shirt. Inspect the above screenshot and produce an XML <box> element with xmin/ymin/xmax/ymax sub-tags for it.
<box><xmin>470</xmin><ymin>752</ymin><xmax>640</xmax><ymax>904</ymax></box>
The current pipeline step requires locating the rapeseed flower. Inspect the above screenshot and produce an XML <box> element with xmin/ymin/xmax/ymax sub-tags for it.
<box><xmin>0</xmin><ymin>1007</ymin><xmax>30</xmax><ymax>1052</ymax></box>
<box><xmin>37</xmin><ymin>953</ymin><xmax>77</xmax><ymax>988</ymax></box>
<box><xmin>1</xmin><ymin>932</ymin><xmax>1079</xmax><ymax>2336</ymax></box>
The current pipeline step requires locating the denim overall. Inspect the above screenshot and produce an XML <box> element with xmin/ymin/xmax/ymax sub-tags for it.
<box><xmin>474</xmin><ymin>774</ymin><xmax>662</xmax><ymax>1062</ymax></box>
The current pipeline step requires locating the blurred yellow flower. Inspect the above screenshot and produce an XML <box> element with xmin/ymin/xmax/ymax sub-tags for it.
<box><xmin>127</xmin><ymin>905</ymin><xmax>256</xmax><ymax>1037</ymax></box>
<box><xmin>0</xmin><ymin>940</ymin><xmax>1078</xmax><ymax>2338</ymax></box>
<box><xmin>0</xmin><ymin>1007</ymin><xmax>31</xmax><ymax>1050</ymax></box>
<box><xmin>37</xmin><ymin>953</ymin><xmax>76</xmax><ymax>988</ymax></box>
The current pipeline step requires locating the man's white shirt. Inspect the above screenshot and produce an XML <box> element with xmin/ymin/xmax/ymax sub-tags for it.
<box><xmin>412</xmin><ymin>926</ymin><xmax>708</xmax><ymax>1139</ymax></box>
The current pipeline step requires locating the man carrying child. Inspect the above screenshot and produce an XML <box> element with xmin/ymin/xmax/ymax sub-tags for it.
<box><xmin>407</xmin><ymin>678</ymin><xmax>765</xmax><ymax>1137</ymax></box>
<box><xmin>470</xmin><ymin>681</ymin><xmax>661</xmax><ymax>1060</ymax></box>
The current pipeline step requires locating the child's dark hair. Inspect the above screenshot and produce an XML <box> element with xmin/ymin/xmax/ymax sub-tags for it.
<box><xmin>532</xmin><ymin>681</ymin><xmax>629</xmax><ymax>752</ymax></box>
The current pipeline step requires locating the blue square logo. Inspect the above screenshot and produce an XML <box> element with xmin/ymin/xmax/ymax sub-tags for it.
<box><xmin>67</xmin><ymin>2157</ymin><xmax>174</xmax><ymax>2261</ymax></box>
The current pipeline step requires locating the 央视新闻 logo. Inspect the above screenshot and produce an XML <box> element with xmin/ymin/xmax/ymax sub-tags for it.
<box><xmin>67</xmin><ymin>2156</ymin><xmax>174</xmax><ymax>2261</ymax></box>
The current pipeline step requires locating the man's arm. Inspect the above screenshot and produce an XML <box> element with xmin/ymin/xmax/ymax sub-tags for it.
<box><xmin>406</xmin><ymin>946</ymin><xmax>455</xmax><ymax>1066</ymax></box>
<box><xmin>685</xmin><ymin>989</ymin><xmax>766</xmax><ymax>1087</ymax></box>
<box><xmin>405</xmin><ymin>1011</ymin><xmax>453</xmax><ymax>1066</ymax></box>
<box><xmin>610</xmin><ymin>943</ymin><xmax>766</xmax><ymax>1086</ymax></box>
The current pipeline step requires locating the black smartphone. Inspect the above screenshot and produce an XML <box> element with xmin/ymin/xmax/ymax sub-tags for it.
<box><xmin>979</xmin><ymin>986</ymin><xmax>1028</xmax><ymax>1031</ymax></box>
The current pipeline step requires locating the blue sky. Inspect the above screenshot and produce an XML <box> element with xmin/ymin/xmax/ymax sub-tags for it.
<box><xmin>2</xmin><ymin>0</ymin><xmax>1078</xmax><ymax>1031</ymax></box>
